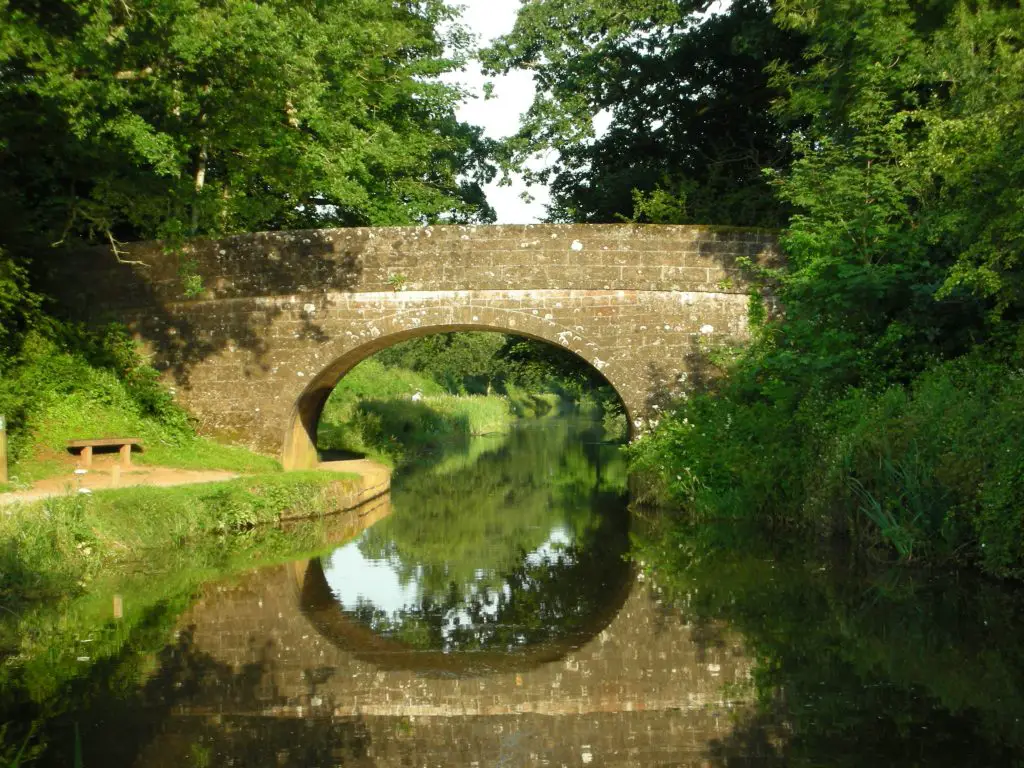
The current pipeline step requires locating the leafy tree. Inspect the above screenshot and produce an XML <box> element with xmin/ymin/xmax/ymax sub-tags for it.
<box><xmin>0</xmin><ymin>0</ymin><xmax>496</xmax><ymax>363</ymax></box>
<box><xmin>0</xmin><ymin>248</ymin><xmax>38</xmax><ymax>366</ymax></box>
<box><xmin>629</xmin><ymin>1</ymin><xmax>1024</xmax><ymax>571</ymax></box>
<box><xmin>482</xmin><ymin>0</ymin><xmax>802</xmax><ymax>225</ymax></box>
<box><xmin>0</xmin><ymin>0</ymin><xmax>493</xmax><ymax>288</ymax></box>
<box><xmin>765</xmin><ymin>0</ymin><xmax>1024</xmax><ymax>389</ymax></box>
<box><xmin>376</xmin><ymin>332</ymin><xmax>510</xmax><ymax>393</ymax></box>
<box><xmin>375</xmin><ymin>331</ymin><xmax>621</xmax><ymax>402</ymax></box>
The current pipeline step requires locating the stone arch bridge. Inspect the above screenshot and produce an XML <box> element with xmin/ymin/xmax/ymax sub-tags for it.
<box><xmin>53</xmin><ymin>224</ymin><xmax>778</xmax><ymax>468</ymax></box>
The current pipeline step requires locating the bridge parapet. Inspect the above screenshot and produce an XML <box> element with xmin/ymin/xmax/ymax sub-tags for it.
<box><xmin>57</xmin><ymin>224</ymin><xmax>777</xmax><ymax>309</ymax></box>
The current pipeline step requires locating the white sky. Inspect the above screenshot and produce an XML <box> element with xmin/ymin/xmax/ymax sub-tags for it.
<box><xmin>444</xmin><ymin>0</ymin><xmax>730</xmax><ymax>224</ymax></box>
<box><xmin>443</xmin><ymin>0</ymin><xmax>550</xmax><ymax>224</ymax></box>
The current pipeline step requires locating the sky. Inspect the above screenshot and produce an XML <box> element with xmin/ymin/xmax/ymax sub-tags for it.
<box><xmin>444</xmin><ymin>0</ymin><xmax>730</xmax><ymax>224</ymax></box>
<box><xmin>442</xmin><ymin>0</ymin><xmax>550</xmax><ymax>224</ymax></box>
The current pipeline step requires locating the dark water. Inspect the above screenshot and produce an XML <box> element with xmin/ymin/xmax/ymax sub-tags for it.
<box><xmin>4</xmin><ymin>417</ymin><xmax>1024</xmax><ymax>766</ymax></box>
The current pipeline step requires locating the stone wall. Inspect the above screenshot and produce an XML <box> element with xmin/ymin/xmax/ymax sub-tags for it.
<box><xmin>51</xmin><ymin>224</ymin><xmax>778</xmax><ymax>466</ymax></box>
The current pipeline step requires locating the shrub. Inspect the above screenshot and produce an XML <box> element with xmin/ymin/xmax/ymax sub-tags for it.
<box><xmin>631</xmin><ymin>354</ymin><xmax>1024</xmax><ymax>577</ymax></box>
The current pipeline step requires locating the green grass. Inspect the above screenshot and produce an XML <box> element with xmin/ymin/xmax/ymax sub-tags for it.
<box><xmin>0</xmin><ymin>331</ymin><xmax>280</xmax><ymax>488</ymax></box>
<box><xmin>317</xmin><ymin>358</ymin><xmax>516</xmax><ymax>467</ymax></box>
<box><xmin>320</xmin><ymin>393</ymin><xmax>515</xmax><ymax>467</ymax></box>
<box><xmin>0</xmin><ymin>472</ymin><xmax>358</xmax><ymax>612</ymax></box>
<box><xmin>10</xmin><ymin>389</ymin><xmax>280</xmax><ymax>484</ymax></box>
<box><xmin>416</xmin><ymin>393</ymin><xmax>513</xmax><ymax>435</ymax></box>
<box><xmin>505</xmin><ymin>385</ymin><xmax>561</xmax><ymax>419</ymax></box>
<box><xmin>323</xmin><ymin>357</ymin><xmax>446</xmax><ymax>400</ymax></box>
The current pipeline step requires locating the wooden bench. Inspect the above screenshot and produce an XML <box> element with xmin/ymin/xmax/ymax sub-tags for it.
<box><xmin>67</xmin><ymin>437</ymin><xmax>143</xmax><ymax>468</ymax></box>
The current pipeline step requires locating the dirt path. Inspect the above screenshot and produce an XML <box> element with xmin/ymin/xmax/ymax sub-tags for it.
<box><xmin>0</xmin><ymin>458</ymin><xmax>392</xmax><ymax>507</ymax></box>
<box><xmin>0</xmin><ymin>464</ymin><xmax>241</xmax><ymax>506</ymax></box>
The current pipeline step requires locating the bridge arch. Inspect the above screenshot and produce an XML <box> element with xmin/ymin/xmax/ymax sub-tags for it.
<box><xmin>282</xmin><ymin>310</ymin><xmax>631</xmax><ymax>470</ymax></box>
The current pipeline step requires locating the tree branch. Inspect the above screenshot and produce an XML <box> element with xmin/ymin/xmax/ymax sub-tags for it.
<box><xmin>107</xmin><ymin>230</ymin><xmax>149</xmax><ymax>267</ymax></box>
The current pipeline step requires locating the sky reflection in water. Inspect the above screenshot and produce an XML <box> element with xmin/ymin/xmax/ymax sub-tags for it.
<box><xmin>315</xmin><ymin>419</ymin><xmax>631</xmax><ymax>653</ymax></box>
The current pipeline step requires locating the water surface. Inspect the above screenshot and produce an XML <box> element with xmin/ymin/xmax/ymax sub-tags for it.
<box><xmin>4</xmin><ymin>417</ymin><xmax>1024</xmax><ymax>766</ymax></box>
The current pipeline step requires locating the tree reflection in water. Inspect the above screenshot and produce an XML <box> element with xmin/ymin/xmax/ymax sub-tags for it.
<box><xmin>318</xmin><ymin>419</ymin><xmax>632</xmax><ymax>653</ymax></box>
<box><xmin>633</xmin><ymin>516</ymin><xmax>1024</xmax><ymax>767</ymax></box>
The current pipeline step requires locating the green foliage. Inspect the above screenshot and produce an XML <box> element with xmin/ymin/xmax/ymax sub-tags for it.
<box><xmin>764</xmin><ymin>0</ymin><xmax>1023</xmax><ymax>386</ymax></box>
<box><xmin>320</xmin><ymin>391</ymin><xmax>514</xmax><ymax>468</ymax></box>
<box><xmin>317</xmin><ymin>353</ymin><xmax>516</xmax><ymax>466</ymax></box>
<box><xmin>386</xmin><ymin>273</ymin><xmax>409</xmax><ymax>292</ymax></box>
<box><xmin>376</xmin><ymin>332</ymin><xmax>510</xmax><ymax>394</ymax></box>
<box><xmin>504</xmin><ymin>385</ymin><xmax>561</xmax><ymax>419</ymax></box>
<box><xmin>624</xmin><ymin>1</ymin><xmax>1024</xmax><ymax>576</ymax></box>
<box><xmin>0</xmin><ymin>327</ymin><xmax>278</xmax><ymax>484</ymax></box>
<box><xmin>0</xmin><ymin>0</ymin><xmax>494</xmax><ymax>258</ymax></box>
<box><xmin>317</xmin><ymin>334</ymin><xmax>625</xmax><ymax>466</ymax></box>
<box><xmin>631</xmin><ymin>355</ymin><xmax>1024</xmax><ymax>576</ymax></box>
<box><xmin>0</xmin><ymin>248</ymin><xmax>39</xmax><ymax>366</ymax></box>
<box><xmin>376</xmin><ymin>331</ymin><xmax>621</xmax><ymax>408</ymax></box>
<box><xmin>322</xmin><ymin>357</ymin><xmax>446</xmax><ymax>402</ymax></box>
<box><xmin>482</xmin><ymin>0</ymin><xmax>801</xmax><ymax>225</ymax></box>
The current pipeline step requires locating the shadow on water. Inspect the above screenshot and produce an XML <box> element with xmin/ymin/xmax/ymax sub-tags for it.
<box><xmin>35</xmin><ymin>623</ymin><xmax>378</xmax><ymax>768</ymax></box>
<box><xmin>633</xmin><ymin>514</ymin><xmax>1024</xmax><ymax>767</ymax></box>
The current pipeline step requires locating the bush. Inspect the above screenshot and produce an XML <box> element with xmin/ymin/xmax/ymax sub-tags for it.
<box><xmin>0</xmin><ymin>327</ymin><xmax>278</xmax><ymax>483</ymax></box>
<box><xmin>631</xmin><ymin>354</ymin><xmax>1024</xmax><ymax>578</ymax></box>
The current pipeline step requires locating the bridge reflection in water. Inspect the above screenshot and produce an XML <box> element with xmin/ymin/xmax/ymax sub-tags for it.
<box><xmin>126</xmin><ymin>493</ymin><xmax>756</xmax><ymax>767</ymax></box>
<box><xmin>118</xmin><ymin>419</ymin><xmax>759</xmax><ymax>766</ymax></box>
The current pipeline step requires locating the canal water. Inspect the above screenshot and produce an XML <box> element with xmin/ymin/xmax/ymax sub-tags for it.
<box><xmin>4</xmin><ymin>417</ymin><xmax>1024</xmax><ymax>766</ymax></box>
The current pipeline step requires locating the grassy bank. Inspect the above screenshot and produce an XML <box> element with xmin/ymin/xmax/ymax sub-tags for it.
<box><xmin>630</xmin><ymin>354</ymin><xmax>1024</xmax><ymax>578</ymax></box>
<box><xmin>317</xmin><ymin>358</ymin><xmax>523</xmax><ymax>467</ymax></box>
<box><xmin>0</xmin><ymin>472</ymin><xmax>359</xmax><ymax>614</ymax></box>
<box><xmin>0</xmin><ymin>331</ymin><xmax>279</xmax><ymax>491</ymax></box>
<box><xmin>505</xmin><ymin>385</ymin><xmax>563</xmax><ymax>419</ymax></box>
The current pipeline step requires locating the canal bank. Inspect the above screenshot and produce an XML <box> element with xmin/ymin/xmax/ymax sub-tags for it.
<box><xmin>0</xmin><ymin>461</ymin><xmax>391</xmax><ymax>617</ymax></box>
